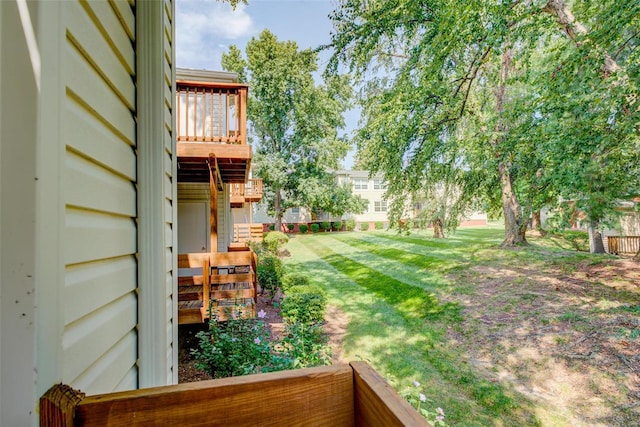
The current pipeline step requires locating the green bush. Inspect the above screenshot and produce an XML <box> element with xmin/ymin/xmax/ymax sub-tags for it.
<box><xmin>268</xmin><ymin>224</ymin><xmax>275</xmax><ymax>231</ymax></box>
<box><xmin>360</xmin><ymin>222</ymin><xmax>369</xmax><ymax>231</ymax></box>
<box><xmin>345</xmin><ymin>218</ymin><xmax>356</xmax><ymax>231</ymax></box>
<box><xmin>280</xmin><ymin>290</ymin><xmax>326</xmax><ymax>325</ymax></box>
<box><xmin>257</xmin><ymin>253</ymin><xmax>284</xmax><ymax>298</ymax></box>
<box><xmin>375</xmin><ymin>221</ymin><xmax>384</xmax><ymax>230</ymax></box>
<box><xmin>281</xmin><ymin>273</ymin><xmax>311</xmax><ymax>292</ymax></box>
<box><xmin>561</xmin><ymin>230</ymin><xmax>589</xmax><ymax>252</ymax></box>
<box><xmin>287</xmin><ymin>284</ymin><xmax>326</xmax><ymax>297</ymax></box>
<box><xmin>192</xmin><ymin>315</ymin><xmax>272</xmax><ymax>378</ymax></box>
<box><xmin>311</xmin><ymin>223</ymin><xmax>320</xmax><ymax>233</ymax></box>
<box><xmin>278</xmin><ymin>323</ymin><xmax>331</xmax><ymax>369</ymax></box>
<box><xmin>299</xmin><ymin>224</ymin><xmax>309</xmax><ymax>233</ymax></box>
<box><xmin>287</xmin><ymin>223</ymin><xmax>295</xmax><ymax>231</ymax></box>
<box><xmin>263</xmin><ymin>231</ymin><xmax>289</xmax><ymax>254</ymax></box>
<box><xmin>333</xmin><ymin>220</ymin><xmax>343</xmax><ymax>231</ymax></box>
<box><xmin>320</xmin><ymin>221</ymin><xmax>331</xmax><ymax>232</ymax></box>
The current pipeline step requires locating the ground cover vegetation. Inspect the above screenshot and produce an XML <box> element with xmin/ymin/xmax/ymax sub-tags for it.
<box><xmin>325</xmin><ymin>0</ymin><xmax>639</xmax><ymax>250</ymax></box>
<box><xmin>285</xmin><ymin>228</ymin><xmax>640</xmax><ymax>426</ymax></box>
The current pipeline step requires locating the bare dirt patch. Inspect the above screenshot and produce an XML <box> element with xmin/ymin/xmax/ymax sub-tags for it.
<box><xmin>447</xmin><ymin>255</ymin><xmax>640</xmax><ymax>426</ymax></box>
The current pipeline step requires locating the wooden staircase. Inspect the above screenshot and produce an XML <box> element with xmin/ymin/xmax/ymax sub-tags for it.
<box><xmin>178</xmin><ymin>251</ymin><xmax>258</xmax><ymax>324</ymax></box>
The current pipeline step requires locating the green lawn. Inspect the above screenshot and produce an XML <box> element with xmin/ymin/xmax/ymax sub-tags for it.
<box><xmin>283</xmin><ymin>227</ymin><xmax>639</xmax><ymax>426</ymax></box>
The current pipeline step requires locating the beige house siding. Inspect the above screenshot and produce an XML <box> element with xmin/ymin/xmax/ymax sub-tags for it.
<box><xmin>62</xmin><ymin>0</ymin><xmax>138</xmax><ymax>394</ymax></box>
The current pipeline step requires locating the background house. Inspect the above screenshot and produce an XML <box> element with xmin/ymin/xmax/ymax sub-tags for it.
<box><xmin>253</xmin><ymin>169</ymin><xmax>488</xmax><ymax>230</ymax></box>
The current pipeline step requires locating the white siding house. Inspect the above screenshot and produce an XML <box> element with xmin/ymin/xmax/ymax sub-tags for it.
<box><xmin>1</xmin><ymin>1</ymin><xmax>177</xmax><ymax>424</ymax></box>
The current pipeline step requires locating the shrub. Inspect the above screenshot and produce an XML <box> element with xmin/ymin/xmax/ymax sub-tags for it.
<box><xmin>561</xmin><ymin>230</ymin><xmax>589</xmax><ymax>252</ymax></box>
<box><xmin>277</xmin><ymin>323</ymin><xmax>331</xmax><ymax>369</ymax></box>
<box><xmin>263</xmin><ymin>231</ymin><xmax>289</xmax><ymax>254</ymax></box>
<box><xmin>320</xmin><ymin>221</ymin><xmax>331</xmax><ymax>232</ymax></box>
<box><xmin>280</xmin><ymin>290</ymin><xmax>326</xmax><ymax>325</ymax></box>
<box><xmin>311</xmin><ymin>223</ymin><xmax>320</xmax><ymax>233</ymax></box>
<box><xmin>287</xmin><ymin>284</ymin><xmax>326</xmax><ymax>297</ymax></box>
<box><xmin>360</xmin><ymin>222</ymin><xmax>369</xmax><ymax>231</ymax></box>
<box><xmin>192</xmin><ymin>315</ymin><xmax>272</xmax><ymax>378</ymax></box>
<box><xmin>375</xmin><ymin>221</ymin><xmax>384</xmax><ymax>230</ymax></box>
<box><xmin>257</xmin><ymin>253</ymin><xmax>284</xmax><ymax>298</ymax></box>
<box><xmin>345</xmin><ymin>218</ymin><xmax>356</xmax><ymax>231</ymax></box>
<box><xmin>333</xmin><ymin>220</ymin><xmax>343</xmax><ymax>231</ymax></box>
<box><xmin>268</xmin><ymin>224</ymin><xmax>275</xmax><ymax>231</ymax></box>
<box><xmin>281</xmin><ymin>273</ymin><xmax>311</xmax><ymax>292</ymax></box>
<box><xmin>287</xmin><ymin>223</ymin><xmax>295</xmax><ymax>232</ymax></box>
<box><xmin>299</xmin><ymin>224</ymin><xmax>309</xmax><ymax>233</ymax></box>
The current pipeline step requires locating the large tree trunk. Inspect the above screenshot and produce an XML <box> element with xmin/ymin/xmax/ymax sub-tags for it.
<box><xmin>274</xmin><ymin>188</ymin><xmax>283</xmax><ymax>232</ymax></box>
<box><xmin>494</xmin><ymin>48</ymin><xmax>527</xmax><ymax>247</ymax></box>
<box><xmin>500</xmin><ymin>163</ymin><xmax>527</xmax><ymax>246</ymax></box>
<box><xmin>588</xmin><ymin>220</ymin><xmax>606</xmax><ymax>254</ymax></box>
<box><xmin>432</xmin><ymin>218</ymin><xmax>444</xmax><ymax>238</ymax></box>
<box><xmin>531</xmin><ymin>210</ymin><xmax>541</xmax><ymax>230</ymax></box>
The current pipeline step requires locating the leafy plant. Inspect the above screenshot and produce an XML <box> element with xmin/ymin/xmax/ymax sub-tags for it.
<box><xmin>268</xmin><ymin>224</ymin><xmax>275</xmax><ymax>231</ymax></box>
<box><xmin>280</xmin><ymin>290</ymin><xmax>327</xmax><ymax>325</ymax></box>
<box><xmin>320</xmin><ymin>221</ymin><xmax>332</xmax><ymax>232</ymax></box>
<box><xmin>375</xmin><ymin>221</ymin><xmax>384</xmax><ymax>230</ymax></box>
<box><xmin>345</xmin><ymin>218</ymin><xmax>356</xmax><ymax>231</ymax></box>
<box><xmin>287</xmin><ymin>223</ymin><xmax>295</xmax><ymax>231</ymax></box>
<box><xmin>192</xmin><ymin>312</ymin><xmax>272</xmax><ymax>378</ymax></box>
<box><xmin>263</xmin><ymin>231</ymin><xmax>289</xmax><ymax>254</ymax></box>
<box><xmin>402</xmin><ymin>381</ymin><xmax>449</xmax><ymax>426</ymax></box>
<box><xmin>360</xmin><ymin>222</ymin><xmax>369</xmax><ymax>231</ymax></box>
<box><xmin>333</xmin><ymin>220</ymin><xmax>343</xmax><ymax>231</ymax></box>
<box><xmin>281</xmin><ymin>273</ymin><xmax>311</xmax><ymax>292</ymax></box>
<box><xmin>311</xmin><ymin>223</ymin><xmax>320</xmax><ymax>233</ymax></box>
<box><xmin>257</xmin><ymin>253</ymin><xmax>284</xmax><ymax>298</ymax></box>
<box><xmin>277</xmin><ymin>322</ymin><xmax>331</xmax><ymax>369</ymax></box>
<box><xmin>299</xmin><ymin>224</ymin><xmax>309</xmax><ymax>233</ymax></box>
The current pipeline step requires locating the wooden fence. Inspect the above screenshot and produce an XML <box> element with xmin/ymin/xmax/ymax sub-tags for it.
<box><xmin>41</xmin><ymin>362</ymin><xmax>431</xmax><ymax>427</ymax></box>
<box><xmin>607</xmin><ymin>236</ymin><xmax>640</xmax><ymax>255</ymax></box>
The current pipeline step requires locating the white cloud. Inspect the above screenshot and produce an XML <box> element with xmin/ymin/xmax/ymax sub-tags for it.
<box><xmin>176</xmin><ymin>0</ymin><xmax>255</xmax><ymax>69</ymax></box>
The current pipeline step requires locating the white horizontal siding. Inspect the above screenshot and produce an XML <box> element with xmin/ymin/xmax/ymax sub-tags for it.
<box><xmin>61</xmin><ymin>0</ymin><xmax>138</xmax><ymax>396</ymax></box>
<box><xmin>62</xmin><ymin>292</ymin><xmax>137</xmax><ymax>384</ymax></box>
<box><xmin>68</xmin><ymin>330</ymin><xmax>137</xmax><ymax>394</ymax></box>
<box><xmin>65</xmin><ymin>150</ymin><xmax>136</xmax><ymax>216</ymax></box>
<box><xmin>65</xmin><ymin>208</ymin><xmax>136</xmax><ymax>266</ymax></box>
<box><xmin>64</xmin><ymin>256</ymin><xmax>136</xmax><ymax>324</ymax></box>
<box><xmin>64</xmin><ymin>99</ymin><xmax>136</xmax><ymax>180</ymax></box>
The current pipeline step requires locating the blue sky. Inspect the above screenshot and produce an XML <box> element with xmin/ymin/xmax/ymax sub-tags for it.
<box><xmin>176</xmin><ymin>0</ymin><xmax>338</xmax><ymax>72</ymax></box>
<box><xmin>175</xmin><ymin>0</ymin><xmax>357</xmax><ymax>168</ymax></box>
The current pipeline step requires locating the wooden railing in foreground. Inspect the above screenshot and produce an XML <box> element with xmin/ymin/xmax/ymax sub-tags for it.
<box><xmin>41</xmin><ymin>362</ymin><xmax>431</xmax><ymax>427</ymax></box>
<box><xmin>234</xmin><ymin>223</ymin><xmax>264</xmax><ymax>242</ymax></box>
<box><xmin>607</xmin><ymin>236</ymin><xmax>640</xmax><ymax>255</ymax></box>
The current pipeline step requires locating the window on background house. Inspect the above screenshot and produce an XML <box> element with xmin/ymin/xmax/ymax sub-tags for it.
<box><xmin>290</xmin><ymin>207</ymin><xmax>300</xmax><ymax>214</ymax></box>
<box><xmin>374</xmin><ymin>201</ymin><xmax>388</xmax><ymax>212</ymax></box>
<box><xmin>353</xmin><ymin>177</ymin><xmax>368</xmax><ymax>190</ymax></box>
<box><xmin>373</xmin><ymin>178</ymin><xmax>387</xmax><ymax>190</ymax></box>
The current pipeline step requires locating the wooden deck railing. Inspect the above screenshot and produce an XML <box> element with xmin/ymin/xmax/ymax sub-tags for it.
<box><xmin>41</xmin><ymin>362</ymin><xmax>431</xmax><ymax>426</ymax></box>
<box><xmin>607</xmin><ymin>236</ymin><xmax>640</xmax><ymax>255</ymax></box>
<box><xmin>234</xmin><ymin>223</ymin><xmax>264</xmax><ymax>242</ymax></box>
<box><xmin>177</xmin><ymin>251</ymin><xmax>258</xmax><ymax>324</ymax></box>
<box><xmin>176</xmin><ymin>81</ymin><xmax>247</xmax><ymax>145</ymax></box>
<box><xmin>230</xmin><ymin>178</ymin><xmax>263</xmax><ymax>200</ymax></box>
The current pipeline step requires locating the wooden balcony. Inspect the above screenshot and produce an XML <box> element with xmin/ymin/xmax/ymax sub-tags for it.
<box><xmin>176</xmin><ymin>80</ymin><xmax>250</xmax><ymax>183</ymax></box>
<box><xmin>230</xmin><ymin>178</ymin><xmax>263</xmax><ymax>206</ymax></box>
<box><xmin>41</xmin><ymin>362</ymin><xmax>431</xmax><ymax>426</ymax></box>
<box><xmin>177</xmin><ymin>251</ymin><xmax>258</xmax><ymax>325</ymax></box>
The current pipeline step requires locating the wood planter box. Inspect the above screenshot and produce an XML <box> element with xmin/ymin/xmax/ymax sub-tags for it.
<box><xmin>41</xmin><ymin>362</ymin><xmax>430</xmax><ymax>426</ymax></box>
